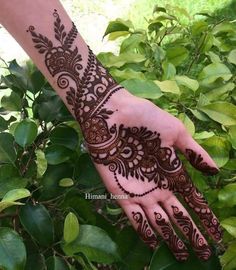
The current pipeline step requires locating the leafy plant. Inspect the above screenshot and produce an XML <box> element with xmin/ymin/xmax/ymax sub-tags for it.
<box><xmin>0</xmin><ymin>5</ymin><xmax>236</xmax><ymax>270</ymax></box>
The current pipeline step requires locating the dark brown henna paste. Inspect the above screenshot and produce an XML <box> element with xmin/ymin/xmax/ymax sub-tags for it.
<box><xmin>171</xmin><ymin>205</ymin><xmax>212</xmax><ymax>260</ymax></box>
<box><xmin>132</xmin><ymin>211</ymin><xmax>158</xmax><ymax>249</ymax></box>
<box><xmin>154</xmin><ymin>212</ymin><xmax>188</xmax><ymax>261</ymax></box>
<box><xmin>185</xmin><ymin>149</ymin><xmax>219</xmax><ymax>175</ymax></box>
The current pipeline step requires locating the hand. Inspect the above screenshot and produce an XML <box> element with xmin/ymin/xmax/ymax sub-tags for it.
<box><xmin>85</xmin><ymin>90</ymin><xmax>222</xmax><ymax>262</ymax></box>
<box><xmin>26</xmin><ymin>10</ymin><xmax>222</xmax><ymax>262</ymax></box>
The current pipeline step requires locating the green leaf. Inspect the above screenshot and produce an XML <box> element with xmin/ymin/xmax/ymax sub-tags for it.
<box><xmin>154</xmin><ymin>80</ymin><xmax>180</xmax><ymax>95</ymax></box>
<box><xmin>0</xmin><ymin>132</ymin><xmax>17</xmax><ymax>164</ymax></box>
<box><xmin>14</xmin><ymin>119</ymin><xmax>38</xmax><ymax>147</ymax></box>
<box><xmin>199</xmin><ymin>33</ymin><xmax>213</xmax><ymax>53</ymax></box>
<box><xmin>116</xmin><ymin>226</ymin><xmax>152</xmax><ymax>270</ymax></box>
<box><xmin>46</xmin><ymin>256</ymin><xmax>70</xmax><ymax>270</ymax></box>
<box><xmin>178</xmin><ymin>113</ymin><xmax>195</xmax><ymax>136</ymax></box>
<box><xmin>221</xmin><ymin>217</ymin><xmax>236</xmax><ymax>238</ymax></box>
<box><xmin>202</xmin><ymin>136</ymin><xmax>230</xmax><ymax>167</ymax></box>
<box><xmin>19</xmin><ymin>203</ymin><xmax>54</xmax><ymax>246</ymax></box>
<box><xmin>29</xmin><ymin>69</ymin><xmax>45</xmax><ymax>94</ymax></box>
<box><xmin>103</xmin><ymin>18</ymin><xmax>133</xmax><ymax>38</ymax></box>
<box><xmin>194</xmin><ymin>131</ymin><xmax>214</xmax><ymax>140</ymax></box>
<box><xmin>175</xmin><ymin>75</ymin><xmax>199</xmax><ymax>91</ymax></box>
<box><xmin>199</xmin><ymin>63</ymin><xmax>232</xmax><ymax>85</ymax></box>
<box><xmin>205</xmin><ymin>82</ymin><xmax>234</xmax><ymax>101</ymax></box>
<box><xmin>59</xmin><ymin>178</ymin><xmax>74</xmax><ymax>187</ymax></box>
<box><xmin>218</xmin><ymin>183</ymin><xmax>236</xmax><ymax>207</ymax></box>
<box><xmin>228</xmin><ymin>49</ymin><xmax>236</xmax><ymax>65</ymax></box>
<box><xmin>35</xmin><ymin>149</ymin><xmax>47</xmax><ymax>177</ymax></box>
<box><xmin>220</xmin><ymin>242</ymin><xmax>236</xmax><ymax>270</ymax></box>
<box><xmin>121</xmin><ymin>79</ymin><xmax>162</xmax><ymax>99</ymax></box>
<box><xmin>199</xmin><ymin>102</ymin><xmax>236</xmax><ymax>126</ymax></box>
<box><xmin>45</xmin><ymin>145</ymin><xmax>73</xmax><ymax>165</ymax></box>
<box><xmin>166</xmin><ymin>46</ymin><xmax>189</xmax><ymax>66</ymax></box>
<box><xmin>0</xmin><ymin>201</ymin><xmax>23</xmax><ymax>213</ymax></box>
<box><xmin>110</xmin><ymin>68</ymin><xmax>145</xmax><ymax>82</ymax></box>
<box><xmin>0</xmin><ymin>168</ymin><xmax>25</xmax><ymax>202</ymax></box>
<box><xmin>206</xmin><ymin>51</ymin><xmax>221</xmax><ymax>63</ymax></box>
<box><xmin>108</xmin><ymin>31</ymin><xmax>130</xmax><ymax>41</ymax></box>
<box><xmin>191</xmin><ymin>20</ymin><xmax>208</xmax><ymax>35</ymax></box>
<box><xmin>228</xmin><ymin>126</ymin><xmax>236</xmax><ymax>149</ymax></box>
<box><xmin>212</xmin><ymin>22</ymin><xmax>236</xmax><ymax>35</ymax></box>
<box><xmin>1</xmin><ymin>91</ymin><xmax>22</xmax><ymax>111</ymax></box>
<box><xmin>162</xmin><ymin>61</ymin><xmax>176</xmax><ymax>80</ymax></box>
<box><xmin>25</xmin><ymin>253</ymin><xmax>46</xmax><ymax>270</ymax></box>
<box><xmin>62</xmin><ymin>225</ymin><xmax>120</xmax><ymax>264</ymax></box>
<box><xmin>0</xmin><ymin>227</ymin><xmax>26</xmax><ymax>270</ymax></box>
<box><xmin>50</xmin><ymin>125</ymin><xmax>78</xmax><ymax>150</ymax></box>
<box><xmin>2</xmin><ymin>188</ymin><xmax>30</xmax><ymax>202</ymax></box>
<box><xmin>64</xmin><ymin>212</ymin><xmax>79</xmax><ymax>243</ymax></box>
<box><xmin>190</xmin><ymin>109</ymin><xmax>210</xmax><ymax>122</ymax></box>
<box><xmin>97</xmin><ymin>52</ymin><xmax>146</xmax><ymax>68</ymax></box>
<box><xmin>0</xmin><ymin>115</ymin><xmax>8</xmax><ymax>131</ymax></box>
<box><xmin>120</xmin><ymin>34</ymin><xmax>144</xmax><ymax>53</ymax></box>
<box><xmin>150</xmin><ymin>243</ymin><xmax>221</xmax><ymax>270</ymax></box>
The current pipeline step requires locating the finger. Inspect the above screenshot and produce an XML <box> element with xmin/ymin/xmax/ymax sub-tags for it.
<box><xmin>122</xmin><ymin>203</ymin><xmax>158</xmax><ymax>250</ymax></box>
<box><xmin>174</xmin><ymin>129</ymin><xmax>219</xmax><ymax>175</ymax></box>
<box><xmin>162</xmin><ymin>196</ymin><xmax>212</xmax><ymax>260</ymax></box>
<box><xmin>174</xmin><ymin>169</ymin><xmax>222</xmax><ymax>242</ymax></box>
<box><xmin>145</xmin><ymin>204</ymin><xmax>189</xmax><ymax>261</ymax></box>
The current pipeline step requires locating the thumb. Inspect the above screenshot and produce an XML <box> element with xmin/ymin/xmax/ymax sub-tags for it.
<box><xmin>174</xmin><ymin>127</ymin><xmax>219</xmax><ymax>175</ymax></box>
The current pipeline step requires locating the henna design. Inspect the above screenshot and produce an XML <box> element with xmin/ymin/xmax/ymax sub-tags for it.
<box><xmin>171</xmin><ymin>205</ymin><xmax>211</xmax><ymax>260</ymax></box>
<box><xmin>154</xmin><ymin>212</ymin><xmax>188</xmax><ymax>261</ymax></box>
<box><xmin>27</xmin><ymin>10</ymin><xmax>222</xmax><ymax>254</ymax></box>
<box><xmin>186</xmin><ymin>149</ymin><xmax>219</xmax><ymax>175</ymax></box>
<box><xmin>132</xmin><ymin>211</ymin><xmax>158</xmax><ymax>249</ymax></box>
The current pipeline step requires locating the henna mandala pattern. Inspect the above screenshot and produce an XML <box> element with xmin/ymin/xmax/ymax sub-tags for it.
<box><xmin>132</xmin><ymin>211</ymin><xmax>158</xmax><ymax>249</ymax></box>
<box><xmin>154</xmin><ymin>212</ymin><xmax>188</xmax><ymax>261</ymax></box>
<box><xmin>171</xmin><ymin>205</ymin><xmax>212</xmax><ymax>260</ymax></box>
<box><xmin>28</xmin><ymin>10</ymin><xmax>222</xmax><ymax>256</ymax></box>
<box><xmin>185</xmin><ymin>149</ymin><xmax>219</xmax><ymax>175</ymax></box>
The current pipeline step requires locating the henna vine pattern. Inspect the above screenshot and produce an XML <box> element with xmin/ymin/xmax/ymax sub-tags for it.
<box><xmin>27</xmin><ymin>9</ymin><xmax>222</xmax><ymax>257</ymax></box>
<box><xmin>154</xmin><ymin>212</ymin><xmax>188</xmax><ymax>261</ymax></box>
<box><xmin>132</xmin><ymin>211</ymin><xmax>158</xmax><ymax>249</ymax></box>
<box><xmin>171</xmin><ymin>206</ymin><xmax>212</xmax><ymax>260</ymax></box>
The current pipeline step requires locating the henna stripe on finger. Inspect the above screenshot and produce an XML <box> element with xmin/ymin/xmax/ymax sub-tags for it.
<box><xmin>132</xmin><ymin>211</ymin><xmax>158</xmax><ymax>249</ymax></box>
<box><xmin>154</xmin><ymin>212</ymin><xmax>189</xmax><ymax>261</ymax></box>
<box><xmin>185</xmin><ymin>149</ymin><xmax>219</xmax><ymax>175</ymax></box>
<box><xmin>171</xmin><ymin>205</ymin><xmax>212</xmax><ymax>260</ymax></box>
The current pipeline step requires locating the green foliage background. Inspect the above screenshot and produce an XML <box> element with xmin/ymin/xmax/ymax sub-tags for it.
<box><xmin>0</xmin><ymin>4</ymin><xmax>236</xmax><ymax>270</ymax></box>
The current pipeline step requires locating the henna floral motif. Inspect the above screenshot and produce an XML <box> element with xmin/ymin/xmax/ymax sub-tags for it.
<box><xmin>185</xmin><ymin>149</ymin><xmax>219</xmax><ymax>175</ymax></box>
<box><xmin>132</xmin><ymin>211</ymin><xmax>158</xmax><ymax>249</ymax></box>
<box><xmin>171</xmin><ymin>205</ymin><xmax>212</xmax><ymax>260</ymax></box>
<box><xmin>154</xmin><ymin>212</ymin><xmax>188</xmax><ymax>261</ymax></box>
<box><xmin>27</xmin><ymin>10</ymin><xmax>222</xmax><ymax>259</ymax></box>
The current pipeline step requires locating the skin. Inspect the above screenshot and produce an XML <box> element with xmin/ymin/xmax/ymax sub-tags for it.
<box><xmin>0</xmin><ymin>0</ymin><xmax>222</xmax><ymax>261</ymax></box>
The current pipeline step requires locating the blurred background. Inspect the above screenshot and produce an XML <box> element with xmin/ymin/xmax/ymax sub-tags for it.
<box><xmin>0</xmin><ymin>0</ymin><xmax>235</xmax><ymax>63</ymax></box>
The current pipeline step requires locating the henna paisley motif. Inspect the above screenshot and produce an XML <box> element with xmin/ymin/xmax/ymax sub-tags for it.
<box><xmin>132</xmin><ymin>211</ymin><xmax>158</xmax><ymax>249</ymax></box>
<box><xmin>154</xmin><ymin>212</ymin><xmax>188</xmax><ymax>261</ymax></box>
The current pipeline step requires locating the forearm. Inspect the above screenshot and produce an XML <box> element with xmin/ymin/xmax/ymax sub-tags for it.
<box><xmin>0</xmin><ymin>0</ymin><xmax>126</xmax><ymax>123</ymax></box>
